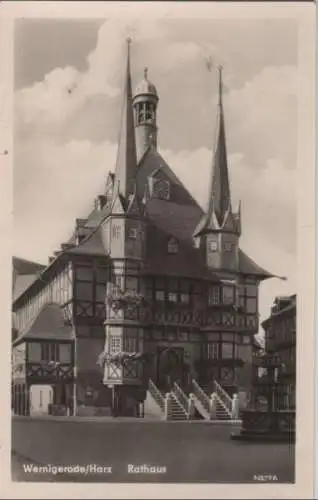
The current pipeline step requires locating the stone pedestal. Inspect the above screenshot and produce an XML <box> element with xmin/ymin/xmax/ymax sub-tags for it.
<box><xmin>231</xmin><ymin>409</ymin><xmax>295</xmax><ymax>443</ymax></box>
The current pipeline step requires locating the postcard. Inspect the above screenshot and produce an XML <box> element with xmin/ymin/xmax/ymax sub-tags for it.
<box><xmin>0</xmin><ymin>1</ymin><xmax>316</xmax><ymax>498</ymax></box>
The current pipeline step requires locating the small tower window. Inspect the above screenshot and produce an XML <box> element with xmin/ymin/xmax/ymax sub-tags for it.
<box><xmin>167</xmin><ymin>237</ymin><xmax>178</xmax><ymax>254</ymax></box>
<box><xmin>128</xmin><ymin>227</ymin><xmax>137</xmax><ymax>240</ymax></box>
<box><xmin>224</xmin><ymin>242</ymin><xmax>233</xmax><ymax>252</ymax></box>
<box><xmin>209</xmin><ymin>241</ymin><xmax>218</xmax><ymax>252</ymax></box>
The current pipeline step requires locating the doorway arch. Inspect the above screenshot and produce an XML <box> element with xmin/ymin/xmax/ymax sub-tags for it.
<box><xmin>157</xmin><ymin>347</ymin><xmax>185</xmax><ymax>391</ymax></box>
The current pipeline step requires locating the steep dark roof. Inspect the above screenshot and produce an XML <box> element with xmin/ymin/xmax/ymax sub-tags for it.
<box><xmin>136</xmin><ymin>148</ymin><xmax>199</xmax><ymax>207</ymax></box>
<box><xmin>145</xmin><ymin>197</ymin><xmax>202</xmax><ymax>242</ymax></box>
<box><xmin>238</xmin><ymin>250</ymin><xmax>274</xmax><ymax>279</ymax></box>
<box><xmin>13</xmin><ymin>257</ymin><xmax>46</xmax><ymax>302</ymax></box>
<box><xmin>13</xmin><ymin>256</ymin><xmax>46</xmax><ymax>275</ymax></box>
<box><xmin>13</xmin><ymin>303</ymin><xmax>74</xmax><ymax>345</ymax></box>
<box><xmin>67</xmin><ymin>227</ymin><xmax>107</xmax><ymax>257</ymax></box>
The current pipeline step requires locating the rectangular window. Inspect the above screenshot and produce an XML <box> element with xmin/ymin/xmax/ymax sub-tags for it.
<box><xmin>242</xmin><ymin>335</ymin><xmax>250</xmax><ymax>345</ymax></box>
<box><xmin>126</xmin><ymin>276</ymin><xmax>138</xmax><ymax>293</ymax></box>
<box><xmin>155</xmin><ymin>290</ymin><xmax>165</xmax><ymax>301</ymax></box>
<box><xmin>209</xmin><ymin>240</ymin><xmax>218</xmax><ymax>252</ymax></box>
<box><xmin>124</xmin><ymin>336</ymin><xmax>137</xmax><ymax>352</ymax></box>
<box><xmin>246</xmin><ymin>298</ymin><xmax>257</xmax><ymax>314</ymax></box>
<box><xmin>168</xmin><ymin>278</ymin><xmax>178</xmax><ymax>292</ymax></box>
<box><xmin>96</xmin><ymin>267</ymin><xmax>108</xmax><ymax>284</ymax></box>
<box><xmin>155</xmin><ymin>277</ymin><xmax>165</xmax><ymax>289</ymax></box>
<box><xmin>180</xmin><ymin>293</ymin><xmax>190</xmax><ymax>304</ymax></box>
<box><xmin>28</xmin><ymin>342</ymin><xmax>42</xmax><ymax>362</ymax></box>
<box><xmin>59</xmin><ymin>344</ymin><xmax>71</xmax><ymax>364</ymax></box>
<box><xmin>41</xmin><ymin>343</ymin><xmax>59</xmax><ymax>362</ymax></box>
<box><xmin>110</xmin><ymin>336</ymin><xmax>121</xmax><ymax>354</ymax></box>
<box><xmin>112</xmin><ymin>225</ymin><xmax>121</xmax><ymax>239</ymax></box>
<box><xmin>233</xmin><ymin>343</ymin><xmax>239</xmax><ymax>358</ymax></box>
<box><xmin>208</xmin><ymin>286</ymin><xmax>220</xmax><ymax>305</ymax></box>
<box><xmin>145</xmin><ymin>288</ymin><xmax>153</xmax><ymax>300</ymax></box>
<box><xmin>167</xmin><ymin>238</ymin><xmax>178</xmax><ymax>254</ymax></box>
<box><xmin>75</xmin><ymin>266</ymin><xmax>93</xmax><ymax>282</ymax></box>
<box><xmin>128</xmin><ymin>227</ymin><xmax>137</xmax><ymax>239</ymax></box>
<box><xmin>222</xmin><ymin>285</ymin><xmax>235</xmax><ymax>305</ymax></box>
<box><xmin>245</xmin><ymin>284</ymin><xmax>257</xmax><ymax>297</ymax></box>
<box><xmin>207</xmin><ymin>343</ymin><xmax>219</xmax><ymax>359</ymax></box>
<box><xmin>114</xmin><ymin>275</ymin><xmax>123</xmax><ymax>289</ymax></box>
<box><xmin>221</xmin><ymin>343</ymin><xmax>234</xmax><ymax>359</ymax></box>
<box><xmin>41</xmin><ymin>343</ymin><xmax>49</xmax><ymax>361</ymax></box>
<box><xmin>180</xmin><ymin>280</ymin><xmax>190</xmax><ymax>292</ymax></box>
<box><xmin>168</xmin><ymin>292</ymin><xmax>178</xmax><ymax>303</ymax></box>
<box><xmin>95</xmin><ymin>283</ymin><xmax>106</xmax><ymax>303</ymax></box>
<box><xmin>76</xmin><ymin>281</ymin><xmax>93</xmax><ymax>301</ymax></box>
<box><xmin>224</xmin><ymin>242</ymin><xmax>233</xmax><ymax>252</ymax></box>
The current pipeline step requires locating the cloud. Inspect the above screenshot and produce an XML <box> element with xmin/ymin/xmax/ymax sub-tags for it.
<box><xmin>225</xmin><ymin>65</ymin><xmax>297</xmax><ymax>169</ymax></box>
<box><xmin>14</xmin><ymin>138</ymin><xmax>116</xmax><ymax>260</ymax></box>
<box><xmin>13</xmin><ymin>18</ymin><xmax>297</xmax><ymax>330</ymax></box>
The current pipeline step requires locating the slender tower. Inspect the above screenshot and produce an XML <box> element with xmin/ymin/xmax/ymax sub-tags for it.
<box><xmin>193</xmin><ymin>66</ymin><xmax>241</xmax><ymax>272</ymax></box>
<box><xmin>102</xmin><ymin>40</ymin><xmax>147</xmax><ymax>414</ymax></box>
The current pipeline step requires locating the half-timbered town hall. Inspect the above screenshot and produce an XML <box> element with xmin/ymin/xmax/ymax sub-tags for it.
<box><xmin>12</xmin><ymin>40</ymin><xmax>275</xmax><ymax>419</ymax></box>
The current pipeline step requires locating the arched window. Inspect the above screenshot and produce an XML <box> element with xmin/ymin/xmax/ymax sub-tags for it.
<box><xmin>167</xmin><ymin>237</ymin><xmax>178</xmax><ymax>254</ymax></box>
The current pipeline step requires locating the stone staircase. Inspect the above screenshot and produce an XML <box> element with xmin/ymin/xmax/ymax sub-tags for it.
<box><xmin>190</xmin><ymin>380</ymin><xmax>235</xmax><ymax>421</ymax></box>
<box><xmin>144</xmin><ymin>378</ymin><xmax>237</xmax><ymax>421</ymax></box>
<box><xmin>168</xmin><ymin>390</ymin><xmax>188</xmax><ymax>420</ymax></box>
<box><xmin>145</xmin><ymin>379</ymin><xmax>188</xmax><ymax>420</ymax></box>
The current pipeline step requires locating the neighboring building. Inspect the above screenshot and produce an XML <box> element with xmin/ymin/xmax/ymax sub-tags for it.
<box><xmin>261</xmin><ymin>294</ymin><xmax>296</xmax><ymax>409</ymax></box>
<box><xmin>12</xmin><ymin>41</ymin><xmax>278</xmax><ymax>417</ymax></box>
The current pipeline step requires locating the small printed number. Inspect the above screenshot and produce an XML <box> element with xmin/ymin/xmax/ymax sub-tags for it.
<box><xmin>253</xmin><ymin>474</ymin><xmax>278</xmax><ymax>481</ymax></box>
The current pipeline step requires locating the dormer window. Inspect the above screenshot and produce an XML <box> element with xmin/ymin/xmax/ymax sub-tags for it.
<box><xmin>128</xmin><ymin>227</ymin><xmax>137</xmax><ymax>240</ymax></box>
<box><xmin>154</xmin><ymin>179</ymin><xmax>170</xmax><ymax>200</ymax></box>
<box><xmin>167</xmin><ymin>237</ymin><xmax>178</xmax><ymax>254</ymax></box>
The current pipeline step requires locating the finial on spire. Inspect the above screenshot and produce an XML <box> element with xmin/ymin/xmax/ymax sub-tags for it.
<box><xmin>126</xmin><ymin>36</ymin><xmax>132</xmax><ymax>59</ymax></box>
<box><xmin>144</xmin><ymin>67</ymin><xmax>148</xmax><ymax>80</ymax></box>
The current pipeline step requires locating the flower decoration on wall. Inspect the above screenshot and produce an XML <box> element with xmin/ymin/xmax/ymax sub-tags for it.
<box><xmin>97</xmin><ymin>351</ymin><xmax>151</xmax><ymax>368</ymax></box>
<box><xmin>106</xmin><ymin>288</ymin><xmax>148</xmax><ymax>313</ymax></box>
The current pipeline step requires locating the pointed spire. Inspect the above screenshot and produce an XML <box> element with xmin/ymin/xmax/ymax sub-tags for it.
<box><xmin>208</xmin><ymin>65</ymin><xmax>231</xmax><ymax>226</ymax></box>
<box><xmin>113</xmin><ymin>37</ymin><xmax>138</xmax><ymax>206</ymax></box>
<box><xmin>193</xmin><ymin>65</ymin><xmax>239</xmax><ymax>239</ymax></box>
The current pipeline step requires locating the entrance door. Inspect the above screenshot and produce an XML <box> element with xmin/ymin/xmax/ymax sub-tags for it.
<box><xmin>30</xmin><ymin>385</ymin><xmax>53</xmax><ymax>416</ymax></box>
<box><xmin>157</xmin><ymin>347</ymin><xmax>184</xmax><ymax>391</ymax></box>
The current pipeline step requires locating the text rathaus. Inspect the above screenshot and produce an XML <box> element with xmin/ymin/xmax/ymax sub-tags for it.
<box><xmin>12</xmin><ymin>41</ymin><xmax>276</xmax><ymax>419</ymax></box>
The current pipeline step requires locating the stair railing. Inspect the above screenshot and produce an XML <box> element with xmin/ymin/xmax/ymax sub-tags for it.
<box><xmin>213</xmin><ymin>380</ymin><xmax>232</xmax><ymax>415</ymax></box>
<box><xmin>172</xmin><ymin>382</ymin><xmax>189</xmax><ymax>415</ymax></box>
<box><xmin>148</xmin><ymin>379</ymin><xmax>165</xmax><ymax>412</ymax></box>
<box><xmin>191</xmin><ymin>379</ymin><xmax>210</xmax><ymax>414</ymax></box>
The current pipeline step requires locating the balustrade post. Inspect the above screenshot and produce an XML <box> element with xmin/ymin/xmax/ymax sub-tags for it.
<box><xmin>231</xmin><ymin>393</ymin><xmax>240</xmax><ymax>419</ymax></box>
<box><xmin>164</xmin><ymin>393</ymin><xmax>171</xmax><ymax>420</ymax></box>
<box><xmin>209</xmin><ymin>392</ymin><xmax>217</xmax><ymax>419</ymax></box>
<box><xmin>188</xmin><ymin>393</ymin><xmax>195</xmax><ymax>420</ymax></box>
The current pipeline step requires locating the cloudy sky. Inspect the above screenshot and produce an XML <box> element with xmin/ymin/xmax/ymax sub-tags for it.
<box><xmin>13</xmin><ymin>13</ymin><xmax>298</xmax><ymax>331</ymax></box>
